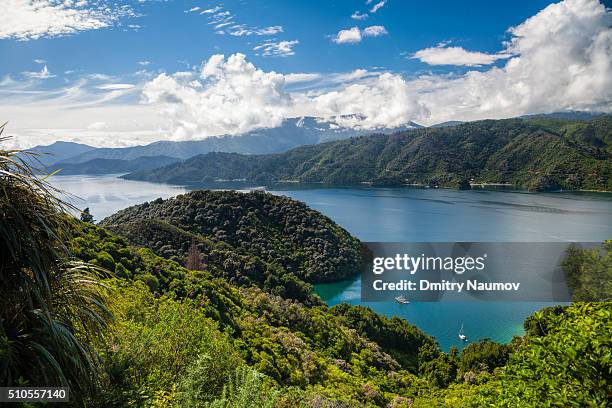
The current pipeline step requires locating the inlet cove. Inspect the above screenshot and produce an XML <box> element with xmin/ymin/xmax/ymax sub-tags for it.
<box><xmin>373</xmin><ymin>279</ymin><xmax>521</xmax><ymax>293</ymax></box>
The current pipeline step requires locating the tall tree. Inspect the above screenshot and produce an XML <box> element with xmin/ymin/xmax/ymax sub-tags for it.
<box><xmin>185</xmin><ymin>242</ymin><xmax>202</xmax><ymax>270</ymax></box>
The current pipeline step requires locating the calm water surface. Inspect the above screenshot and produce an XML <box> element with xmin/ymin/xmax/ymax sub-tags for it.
<box><xmin>50</xmin><ymin>175</ymin><xmax>612</xmax><ymax>350</ymax></box>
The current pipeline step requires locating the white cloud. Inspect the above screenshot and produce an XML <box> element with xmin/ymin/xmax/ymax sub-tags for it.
<box><xmin>186</xmin><ymin>6</ymin><xmax>199</xmax><ymax>13</ymax></box>
<box><xmin>370</xmin><ymin>1</ymin><xmax>386</xmax><ymax>13</ymax></box>
<box><xmin>3</xmin><ymin>0</ymin><xmax>611</xmax><ymax>148</ymax></box>
<box><xmin>253</xmin><ymin>40</ymin><xmax>299</xmax><ymax>57</ymax></box>
<box><xmin>140</xmin><ymin>54</ymin><xmax>426</xmax><ymax>138</ymax></box>
<box><xmin>284</xmin><ymin>73</ymin><xmax>322</xmax><ymax>84</ymax></box>
<box><xmin>413</xmin><ymin>44</ymin><xmax>510</xmax><ymax>66</ymax></box>
<box><xmin>333</xmin><ymin>26</ymin><xmax>387</xmax><ymax>44</ymax></box>
<box><xmin>22</xmin><ymin>65</ymin><xmax>55</xmax><ymax>79</ymax></box>
<box><xmin>138</xmin><ymin>60</ymin><xmax>151</xmax><ymax>66</ymax></box>
<box><xmin>194</xmin><ymin>5</ymin><xmax>282</xmax><ymax>37</ymax></box>
<box><xmin>363</xmin><ymin>25</ymin><xmax>387</xmax><ymax>37</ymax></box>
<box><xmin>0</xmin><ymin>74</ymin><xmax>160</xmax><ymax>149</ymax></box>
<box><xmin>136</xmin><ymin>0</ymin><xmax>612</xmax><ymax>136</ymax></box>
<box><xmin>308</xmin><ymin>73</ymin><xmax>428</xmax><ymax>129</ymax></box>
<box><xmin>33</xmin><ymin>58</ymin><xmax>46</xmax><ymax>64</ymax></box>
<box><xmin>96</xmin><ymin>83</ymin><xmax>135</xmax><ymax>90</ymax></box>
<box><xmin>228</xmin><ymin>25</ymin><xmax>283</xmax><ymax>36</ymax></box>
<box><xmin>142</xmin><ymin>53</ymin><xmax>294</xmax><ymax>139</ymax></box>
<box><xmin>333</xmin><ymin>27</ymin><xmax>362</xmax><ymax>44</ymax></box>
<box><xmin>200</xmin><ymin>6</ymin><xmax>221</xmax><ymax>14</ymax></box>
<box><xmin>351</xmin><ymin>11</ymin><xmax>368</xmax><ymax>20</ymax></box>
<box><xmin>0</xmin><ymin>0</ymin><xmax>136</xmax><ymax>41</ymax></box>
<box><xmin>413</xmin><ymin>0</ymin><xmax>612</xmax><ymax>122</ymax></box>
<box><xmin>87</xmin><ymin>121</ymin><xmax>107</xmax><ymax>130</ymax></box>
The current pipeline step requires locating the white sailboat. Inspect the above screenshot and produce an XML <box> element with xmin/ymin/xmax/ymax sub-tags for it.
<box><xmin>394</xmin><ymin>295</ymin><xmax>410</xmax><ymax>304</ymax></box>
<box><xmin>458</xmin><ymin>323</ymin><xmax>467</xmax><ymax>341</ymax></box>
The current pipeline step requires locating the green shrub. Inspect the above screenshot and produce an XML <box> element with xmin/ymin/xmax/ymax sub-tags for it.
<box><xmin>202</xmin><ymin>366</ymin><xmax>279</xmax><ymax>408</ymax></box>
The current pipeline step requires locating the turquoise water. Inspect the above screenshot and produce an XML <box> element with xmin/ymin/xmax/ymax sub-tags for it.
<box><xmin>315</xmin><ymin>276</ymin><xmax>560</xmax><ymax>351</ymax></box>
<box><xmin>268</xmin><ymin>187</ymin><xmax>611</xmax><ymax>350</ymax></box>
<box><xmin>50</xmin><ymin>176</ymin><xmax>612</xmax><ymax>350</ymax></box>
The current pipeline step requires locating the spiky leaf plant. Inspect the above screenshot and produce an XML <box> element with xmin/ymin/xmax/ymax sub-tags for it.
<box><xmin>0</xmin><ymin>125</ymin><xmax>112</xmax><ymax>401</ymax></box>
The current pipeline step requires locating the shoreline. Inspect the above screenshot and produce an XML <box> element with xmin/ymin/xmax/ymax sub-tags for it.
<box><xmin>71</xmin><ymin>174</ymin><xmax>612</xmax><ymax>194</ymax></box>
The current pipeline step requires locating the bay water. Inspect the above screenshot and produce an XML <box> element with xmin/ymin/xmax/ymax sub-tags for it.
<box><xmin>50</xmin><ymin>175</ymin><xmax>612</xmax><ymax>350</ymax></box>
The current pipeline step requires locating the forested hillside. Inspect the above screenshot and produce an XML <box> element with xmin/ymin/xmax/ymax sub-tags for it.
<box><xmin>100</xmin><ymin>190</ymin><xmax>365</xmax><ymax>304</ymax></box>
<box><xmin>125</xmin><ymin>116</ymin><xmax>612</xmax><ymax>191</ymax></box>
<box><xmin>47</xmin><ymin>155</ymin><xmax>179</xmax><ymax>175</ymax></box>
<box><xmin>70</xmin><ymin>223</ymin><xmax>437</xmax><ymax>406</ymax></box>
<box><xmin>70</xmin><ymin>222</ymin><xmax>611</xmax><ymax>407</ymax></box>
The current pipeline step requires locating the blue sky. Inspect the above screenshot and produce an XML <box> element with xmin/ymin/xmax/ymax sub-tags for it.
<box><xmin>1</xmin><ymin>0</ymin><xmax>611</xmax><ymax>148</ymax></box>
<box><xmin>2</xmin><ymin>1</ymin><xmax>559</xmax><ymax>78</ymax></box>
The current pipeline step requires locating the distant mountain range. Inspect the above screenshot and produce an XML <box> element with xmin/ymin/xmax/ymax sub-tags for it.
<box><xmin>22</xmin><ymin>111</ymin><xmax>609</xmax><ymax>179</ymax></box>
<box><xmin>47</xmin><ymin>156</ymin><xmax>180</xmax><ymax>175</ymax></box>
<box><xmin>19</xmin><ymin>140</ymin><xmax>96</xmax><ymax>169</ymax></box>
<box><xmin>24</xmin><ymin>116</ymin><xmax>421</xmax><ymax>175</ymax></box>
<box><xmin>124</xmin><ymin>115</ymin><xmax>612</xmax><ymax>192</ymax></box>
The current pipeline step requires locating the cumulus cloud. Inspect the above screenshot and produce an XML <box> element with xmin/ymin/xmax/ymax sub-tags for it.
<box><xmin>412</xmin><ymin>43</ymin><xmax>510</xmax><ymax>66</ymax></box>
<box><xmin>0</xmin><ymin>0</ymin><xmax>136</xmax><ymax>41</ymax></box>
<box><xmin>415</xmin><ymin>0</ymin><xmax>612</xmax><ymax>122</ymax></box>
<box><xmin>333</xmin><ymin>27</ymin><xmax>362</xmax><ymax>44</ymax></box>
<box><xmin>308</xmin><ymin>73</ymin><xmax>428</xmax><ymax>129</ymax></box>
<box><xmin>141</xmin><ymin>54</ymin><xmax>426</xmax><ymax>137</ymax></box>
<box><xmin>253</xmin><ymin>40</ymin><xmax>299</xmax><ymax>57</ymax></box>
<box><xmin>284</xmin><ymin>73</ymin><xmax>322</xmax><ymax>84</ymax></box>
<box><xmin>141</xmin><ymin>0</ymin><xmax>612</xmax><ymax>137</ymax></box>
<box><xmin>142</xmin><ymin>53</ymin><xmax>294</xmax><ymax>139</ymax></box>
<box><xmin>333</xmin><ymin>26</ymin><xmax>387</xmax><ymax>44</ymax></box>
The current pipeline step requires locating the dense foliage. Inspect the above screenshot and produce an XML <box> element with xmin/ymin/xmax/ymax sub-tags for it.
<box><xmin>480</xmin><ymin>302</ymin><xmax>611</xmax><ymax>407</ymax></box>
<box><xmin>331</xmin><ymin>304</ymin><xmax>435</xmax><ymax>372</ymax></box>
<box><xmin>99</xmin><ymin>190</ymin><xmax>365</xmax><ymax>304</ymax></box>
<box><xmin>125</xmin><ymin>116</ymin><xmax>612</xmax><ymax>191</ymax></box>
<box><xmin>563</xmin><ymin>240</ymin><xmax>611</xmax><ymax>301</ymax></box>
<box><xmin>0</xmin><ymin>133</ymin><xmax>111</xmax><ymax>401</ymax></box>
<box><xmin>411</xmin><ymin>302</ymin><xmax>611</xmax><ymax>407</ymax></box>
<box><xmin>71</xmin><ymin>223</ymin><xmax>437</xmax><ymax>406</ymax></box>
